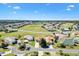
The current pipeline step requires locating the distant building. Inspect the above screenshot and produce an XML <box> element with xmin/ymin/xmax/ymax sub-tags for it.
<box><xmin>0</xmin><ymin>26</ymin><xmax>3</xmax><ymax>31</ymax></box>
<box><xmin>61</xmin><ymin>28</ymin><xmax>70</xmax><ymax>35</ymax></box>
<box><xmin>74</xmin><ymin>24</ymin><xmax>79</xmax><ymax>30</ymax></box>
<box><xmin>42</xmin><ymin>22</ymin><xmax>61</xmax><ymax>31</ymax></box>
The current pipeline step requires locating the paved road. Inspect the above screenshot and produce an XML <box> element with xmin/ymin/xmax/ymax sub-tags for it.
<box><xmin>30</xmin><ymin>48</ymin><xmax>79</xmax><ymax>53</ymax></box>
<box><xmin>8</xmin><ymin>45</ymin><xmax>79</xmax><ymax>56</ymax></box>
<box><xmin>8</xmin><ymin>46</ymin><xmax>26</xmax><ymax>56</ymax></box>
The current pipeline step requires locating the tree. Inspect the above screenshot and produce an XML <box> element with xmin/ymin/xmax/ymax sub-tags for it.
<box><xmin>0</xmin><ymin>34</ymin><xmax>2</xmax><ymax>37</ymax></box>
<box><xmin>68</xmin><ymin>33</ymin><xmax>70</xmax><ymax>37</ymax></box>
<box><xmin>4</xmin><ymin>29</ymin><xmax>8</xmax><ymax>33</ymax></box>
<box><xmin>64</xmin><ymin>53</ymin><xmax>70</xmax><ymax>56</ymax></box>
<box><xmin>19</xmin><ymin>43</ymin><xmax>26</xmax><ymax>51</ymax></box>
<box><xmin>55</xmin><ymin>36</ymin><xmax>59</xmax><ymax>43</ymax></box>
<box><xmin>60</xmin><ymin>44</ymin><xmax>66</xmax><ymax>48</ymax></box>
<box><xmin>40</xmin><ymin>38</ymin><xmax>48</xmax><ymax>48</ymax></box>
<box><xmin>43</xmin><ymin>52</ymin><xmax>51</xmax><ymax>56</ymax></box>
<box><xmin>59</xmin><ymin>50</ymin><xmax>64</xmax><ymax>55</ymax></box>
<box><xmin>18</xmin><ymin>34</ymin><xmax>21</xmax><ymax>39</ymax></box>
<box><xmin>1</xmin><ymin>41</ymin><xmax>9</xmax><ymax>49</ymax></box>
<box><xmin>29</xmin><ymin>51</ymin><xmax>38</xmax><ymax>56</ymax></box>
<box><xmin>25</xmin><ymin>51</ymin><xmax>38</xmax><ymax>56</ymax></box>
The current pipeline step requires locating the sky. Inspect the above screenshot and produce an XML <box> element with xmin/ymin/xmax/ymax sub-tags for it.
<box><xmin>0</xmin><ymin>3</ymin><xmax>79</xmax><ymax>20</ymax></box>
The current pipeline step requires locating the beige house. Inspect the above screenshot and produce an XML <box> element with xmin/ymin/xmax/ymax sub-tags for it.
<box><xmin>34</xmin><ymin>37</ymin><xmax>42</xmax><ymax>48</ymax></box>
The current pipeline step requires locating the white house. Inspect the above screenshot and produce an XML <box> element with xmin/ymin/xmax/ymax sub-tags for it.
<box><xmin>24</xmin><ymin>35</ymin><xmax>34</xmax><ymax>41</ymax></box>
<box><xmin>4</xmin><ymin>37</ymin><xmax>18</xmax><ymax>44</ymax></box>
<box><xmin>61</xmin><ymin>28</ymin><xmax>70</xmax><ymax>35</ymax></box>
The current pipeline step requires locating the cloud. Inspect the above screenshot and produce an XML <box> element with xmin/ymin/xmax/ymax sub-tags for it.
<box><xmin>13</xmin><ymin>6</ymin><xmax>21</xmax><ymax>10</ymax></box>
<box><xmin>68</xmin><ymin>5</ymin><xmax>75</xmax><ymax>8</ymax></box>
<box><xmin>66</xmin><ymin>5</ymin><xmax>75</xmax><ymax>11</ymax></box>
<box><xmin>66</xmin><ymin>8</ymin><xmax>71</xmax><ymax>11</ymax></box>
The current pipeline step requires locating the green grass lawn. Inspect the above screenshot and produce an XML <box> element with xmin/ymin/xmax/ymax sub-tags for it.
<box><xmin>29</xmin><ymin>41</ymin><xmax>35</xmax><ymax>47</ymax></box>
<box><xmin>56</xmin><ymin>52</ymin><xmax>79</xmax><ymax>56</ymax></box>
<box><xmin>19</xmin><ymin>24</ymin><xmax>50</xmax><ymax>32</ymax></box>
<box><xmin>0</xmin><ymin>48</ymin><xmax>9</xmax><ymax>52</ymax></box>
<box><xmin>4</xmin><ymin>53</ymin><xmax>16</xmax><ymax>56</ymax></box>
<box><xmin>0</xmin><ymin>24</ymin><xmax>52</xmax><ymax>40</ymax></box>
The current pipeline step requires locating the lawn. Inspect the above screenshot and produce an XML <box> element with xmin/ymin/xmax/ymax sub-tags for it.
<box><xmin>4</xmin><ymin>53</ymin><xmax>15</xmax><ymax>56</ymax></box>
<box><xmin>29</xmin><ymin>41</ymin><xmax>35</xmax><ymax>47</ymax></box>
<box><xmin>0</xmin><ymin>48</ymin><xmax>9</xmax><ymax>52</ymax></box>
<box><xmin>0</xmin><ymin>24</ymin><xmax>52</xmax><ymax>40</ymax></box>
<box><xmin>19</xmin><ymin>24</ymin><xmax>51</xmax><ymax>32</ymax></box>
<box><xmin>56</xmin><ymin>51</ymin><xmax>79</xmax><ymax>56</ymax></box>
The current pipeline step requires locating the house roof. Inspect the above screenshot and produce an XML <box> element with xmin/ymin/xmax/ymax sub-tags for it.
<box><xmin>44</xmin><ymin>35</ymin><xmax>55</xmax><ymax>43</ymax></box>
<box><xmin>62</xmin><ymin>39</ymin><xmax>75</xmax><ymax>46</ymax></box>
<box><xmin>24</xmin><ymin>35</ymin><xmax>33</xmax><ymax>40</ymax></box>
<box><xmin>4</xmin><ymin>37</ymin><xmax>17</xmax><ymax>42</ymax></box>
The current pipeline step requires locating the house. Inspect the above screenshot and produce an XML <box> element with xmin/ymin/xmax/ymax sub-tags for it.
<box><xmin>8</xmin><ymin>28</ymin><xmax>17</xmax><ymax>32</ymax></box>
<box><xmin>61</xmin><ymin>38</ymin><xmax>79</xmax><ymax>46</ymax></box>
<box><xmin>0</xmin><ymin>52</ymin><xmax>5</xmax><ymax>56</ymax></box>
<box><xmin>74</xmin><ymin>24</ymin><xmax>79</xmax><ymax>30</ymax></box>
<box><xmin>4</xmin><ymin>37</ymin><xmax>18</xmax><ymax>44</ymax></box>
<box><xmin>0</xmin><ymin>26</ymin><xmax>3</xmax><ymax>31</ymax></box>
<box><xmin>62</xmin><ymin>39</ymin><xmax>75</xmax><ymax>46</ymax></box>
<box><xmin>61</xmin><ymin>28</ymin><xmax>70</xmax><ymax>35</ymax></box>
<box><xmin>44</xmin><ymin>35</ymin><xmax>55</xmax><ymax>44</ymax></box>
<box><xmin>24</xmin><ymin>35</ymin><xmax>34</xmax><ymax>41</ymax></box>
<box><xmin>42</xmin><ymin>22</ymin><xmax>61</xmax><ymax>31</ymax></box>
<box><xmin>23</xmin><ymin>40</ymin><xmax>29</xmax><ymax>43</ymax></box>
<box><xmin>55</xmin><ymin>33</ymin><xmax>68</xmax><ymax>42</ymax></box>
<box><xmin>74</xmin><ymin>31</ymin><xmax>79</xmax><ymax>37</ymax></box>
<box><xmin>35</xmin><ymin>37</ymin><xmax>42</xmax><ymax>48</ymax></box>
<box><xmin>73</xmin><ymin>37</ymin><xmax>79</xmax><ymax>44</ymax></box>
<box><xmin>44</xmin><ymin>35</ymin><xmax>55</xmax><ymax>48</ymax></box>
<box><xmin>5</xmin><ymin>24</ymin><xmax>13</xmax><ymax>28</ymax></box>
<box><xmin>4</xmin><ymin>27</ymin><xmax>18</xmax><ymax>33</ymax></box>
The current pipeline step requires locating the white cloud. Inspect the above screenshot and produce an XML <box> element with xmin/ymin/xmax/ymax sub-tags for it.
<box><xmin>66</xmin><ymin>8</ymin><xmax>71</xmax><ymax>11</ymax></box>
<box><xmin>66</xmin><ymin>5</ymin><xmax>75</xmax><ymax>11</ymax></box>
<box><xmin>68</xmin><ymin>5</ymin><xmax>75</xmax><ymax>8</ymax></box>
<box><xmin>13</xmin><ymin>6</ymin><xmax>21</xmax><ymax>10</ymax></box>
